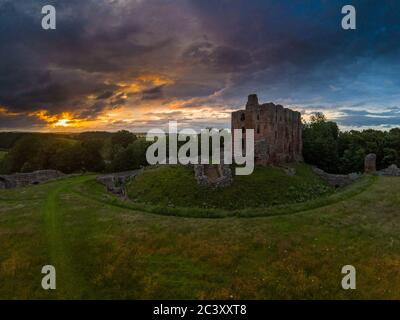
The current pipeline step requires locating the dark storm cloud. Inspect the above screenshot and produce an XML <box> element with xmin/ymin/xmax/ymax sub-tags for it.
<box><xmin>0</xmin><ymin>0</ymin><xmax>183</xmax><ymax>118</ymax></box>
<box><xmin>182</xmin><ymin>42</ymin><xmax>252</xmax><ymax>72</ymax></box>
<box><xmin>0</xmin><ymin>0</ymin><xmax>400</xmax><ymax>129</ymax></box>
<box><xmin>189</xmin><ymin>0</ymin><xmax>400</xmax><ymax>61</ymax></box>
<box><xmin>187</xmin><ymin>0</ymin><xmax>400</xmax><ymax>108</ymax></box>
<box><xmin>163</xmin><ymin>81</ymin><xmax>220</xmax><ymax>99</ymax></box>
<box><xmin>96</xmin><ymin>91</ymin><xmax>115</xmax><ymax>100</ymax></box>
<box><xmin>0</xmin><ymin>112</ymin><xmax>44</xmax><ymax>130</ymax></box>
<box><xmin>0</xmin><ymin>67</ymin><xmax>116</xmax><ymax>113</ymax></box>
<box><xmin>333</xmin><ymin>108</ymin><xmax>400</xmax><ymax>127</ymax></box>
<box><xmin>142</xmin><ymin>86</ymin><xmax>164</xmax><ymax>101</ymax></box>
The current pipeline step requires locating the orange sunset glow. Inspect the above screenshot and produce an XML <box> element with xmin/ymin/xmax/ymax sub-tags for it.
<box><xmin>1</xmin><ymin>0</ymin><xmax>399</xmax><ymax>133</ymax></box>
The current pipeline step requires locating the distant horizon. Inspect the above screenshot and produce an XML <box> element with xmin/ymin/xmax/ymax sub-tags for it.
<box><xmin>1</xmin><ymin>102</ymin><xmax>399</xmax><ymax>134</ymax></box>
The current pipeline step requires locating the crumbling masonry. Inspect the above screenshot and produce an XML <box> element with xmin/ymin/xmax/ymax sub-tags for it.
<box><xmin>232</xmin><ymin>94</ymin><xmax>303</xmax><ymax>165</ymax></box>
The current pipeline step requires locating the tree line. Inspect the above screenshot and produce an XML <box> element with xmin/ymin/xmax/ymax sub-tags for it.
<box><xmin>303</xmin><ymin>113</ymin><xmax>400</xmax><ymax>174</ymax></box>
<box><xmin>0</xmin><ymin>115</ymin><xmax>399</xmax><ymax>175</ymax></box>
<box><xmin>0</xmin><ymin>130</ymin><xmax>150</xmax><ymax>174</ymax></box>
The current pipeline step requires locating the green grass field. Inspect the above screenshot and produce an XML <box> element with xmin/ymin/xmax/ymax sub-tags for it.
<box><xmin>0</xmin><ymin>151</ymin><xmax>7</xmax><ymax>160</ymax></box>
<box><xmin>0</xmin><ymin>172</ymin><xmax>400</xmax><ymax>299</ymax></box>
<box><xmin>126</xmin><ymin>164</ymin><xmax>333</xmax><ymax>210</ymax></box>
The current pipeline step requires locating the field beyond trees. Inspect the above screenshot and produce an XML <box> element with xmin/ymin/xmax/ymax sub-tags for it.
<box><xmin>1</xmin><ymin>173</ymin><xmax>400</xmax><ymax>299</ymax></box>
<box><xmin>126</xmin><ymin>164</ymin><xmax>332</xmax><ymax>211</ymax></box>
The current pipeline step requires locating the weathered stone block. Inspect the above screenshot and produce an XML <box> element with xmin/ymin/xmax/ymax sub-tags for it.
<box><xmin>364</xmin><ymin>153</ymin><xmax>377</xmax><ymax>173</ymax></box>
<box><xmin>0</xmin><ymin>170</ymin><xmax>65</xmax><ymax>189</ymax></box>
<box><xmin>312</xmin><ymin>167</ymin><xmax>361</xmax><ymax>188</ymax></box>
<box><xmin>193</xmin><ymin>152</ymin><xmax>232</xmax><ymax>188</ymax></box>
<box><xmin>96</xmin><ymin>169</ymin><xmax>143</xmax><ymax>196</ymax></box>
<box><xmin>378</xmin><ymin>164</ymin><xmax>400</xmax><ymax>176</ymax></box>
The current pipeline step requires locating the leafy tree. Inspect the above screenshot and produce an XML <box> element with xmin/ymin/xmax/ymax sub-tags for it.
<box><xmin>339</xmin><ymin>146</ymin><xmax>366</xmax><ymax>173</ymax></box>
<box><xmin>111</xmin><ymin>130</ymin><xmax>137</xmax><ymax>149</ymax></box>
<box><xmin>81</xmin><ymin>139</ymin><xmax>105</xmax><ymax>172</ymax></box>
<box><xmin>108</xmin><ymin>139</ymin><xmax>150</xmax><ymax>172</ymax></box>
<box><xmin>302</xmin><ymin>113</ymin><xmax>340</xmax><ymax>173</ymax></box>
<box><xmin>4</xmin><ymin>136</ymin><xmax>42</xmax><ymax>173</ymax></box>
<box><xmin>49</xmin><ymin>143</ymin><xmax>84</xmax><ymax>173</ymax></box>
<box><xmin>382</xmin><ymin>148</ymin><xmax>398</xmax><ymax>168</ymax></box>
<box><xmin>303</xmin><ymin>113</ymin><xmax>400</xmax><ymax>173</ymax></box>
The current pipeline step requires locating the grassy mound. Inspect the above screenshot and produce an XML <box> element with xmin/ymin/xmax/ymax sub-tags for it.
<box><xmin>126</xmin><ymin>164</ymin><xmax>333</xmax><ymax>210</ymax></box>
<box><xmin>82</xmin><ymin>173</ymin><xmax>374</xmax><ymax>219</ymax></box>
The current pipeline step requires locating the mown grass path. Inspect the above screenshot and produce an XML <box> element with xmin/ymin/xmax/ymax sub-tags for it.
<box><xmin>42</xmin><ymin>176</ymin><xmax>94</xmax><ymax>299</ymax></box>
<box><xmin>2</xmin><ymin>173</ymin><xmax>398</xmax><ymax>299</ymax></box>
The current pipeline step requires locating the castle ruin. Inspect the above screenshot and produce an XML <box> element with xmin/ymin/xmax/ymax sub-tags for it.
<box><xmin>232</xmin><ymin>94</ymin><xmax>303</xmax><ymax>166</ymax></box>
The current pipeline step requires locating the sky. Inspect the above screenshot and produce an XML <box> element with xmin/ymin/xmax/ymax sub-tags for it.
<box><xmin>0</xmin><ymin>0</ymin><xmax>399</xmax><ymax>132</ymax></box>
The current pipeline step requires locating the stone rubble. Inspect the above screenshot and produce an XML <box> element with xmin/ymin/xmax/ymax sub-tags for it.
<box><xmin>311</xmin><ymin>167</ymin><xmax>361</xmax><ymax>188</ymax></box>
<box><xmin>0</xmin><ymin>170</ymin><xmax>65</xmax><ymax>189</ymax></box>
<box><xmin>96</xmin><ymin>169</ymin><xmax>143</xmax><ymax>196</ymax></box>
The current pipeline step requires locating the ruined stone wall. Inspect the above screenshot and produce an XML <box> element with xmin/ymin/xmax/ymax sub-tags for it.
<box><xmin>193</xmin><ymin>153</ymin><xmax>233</xmax><ymax>188</ymax></box>
<box><xmin>0</xmin><ymin>170</ymin><xmax>65</xmax><ymax>189</ymax></box>
<box><xmin>312</xmin><ymin>167</ymin><xmax>361</xmax><ymax>188</ymax></box>
<box><xmin>96</xmin><ymin>169</ymin><xmax>143</xmax><ymax>196</ymax></box>
<box><xmin>378</xmin><ymin>164</ymin><xmax>400</xmax><ymax>176</ymax></box>
<box><xmin>232</xmin><ymin>94</ymin><xmax>303</xmax><ymax>166</ymax></box>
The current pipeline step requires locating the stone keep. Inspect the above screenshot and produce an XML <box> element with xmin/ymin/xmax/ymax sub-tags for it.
<box><xmin>231</xmin><ymin>94</ymin><xmax>303</xmax><ymax>165</ymax></box>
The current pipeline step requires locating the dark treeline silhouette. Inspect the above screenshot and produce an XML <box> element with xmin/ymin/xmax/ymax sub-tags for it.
<box><xmin>303</xmin><ymin>112</ymin><xmax>400</xmax><ymax>174</ymax></box>
<box><xmin>0</xmin><ymin>117</ymin><xmax>399</xmax><ymax>175</ymax></box>
<box><xmin>0</xmin><ymin>130</ymin><xmax>150</xmax><ymax>174</ymax></box>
